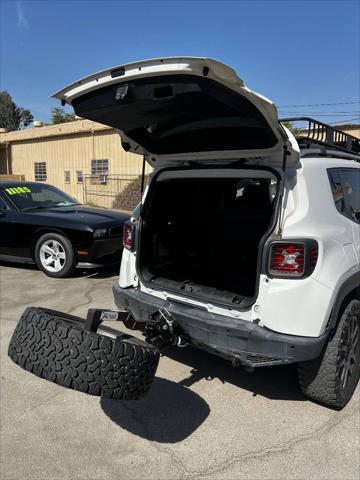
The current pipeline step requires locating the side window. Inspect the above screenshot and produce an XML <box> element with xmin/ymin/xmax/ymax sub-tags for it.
<box><xmin>340</xmin><ymin>169</ymin><xmax>360</xmax><ymax>224</ymax></box>
<box><xmin>34</xmin><ymin>162</ymin><xmax>47</xmax><ymax>181</ymax></box>
<box><xmin>328</xmin><ymin>170</ymin><xmax>346</xmax><ymax>215</ymax></box>
<box><xmin>76</xmin><ymin>170</ymin><xmax>83</xmax><ymax>184</ymax></box>
<box><xmin>328</xmin><ymin>169</ymin><xmax>360</xmax><ymax>224</ymax></box>
<box><xmin>91</xmin><ymin>159</ymin><xmax>108</xmax><ymax>175</ymax></box>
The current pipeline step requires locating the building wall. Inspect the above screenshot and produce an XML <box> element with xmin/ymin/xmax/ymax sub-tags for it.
<box><xmin>0</xmin><ymin>120</ymin><xmax>150</xmax><ymax>208</ymax></box>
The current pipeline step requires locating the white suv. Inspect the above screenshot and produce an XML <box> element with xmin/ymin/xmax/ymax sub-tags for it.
<box><xmin>54</xmin><ymin>57</ymin><xmax>360</xmax><ymax>408</ymax></box>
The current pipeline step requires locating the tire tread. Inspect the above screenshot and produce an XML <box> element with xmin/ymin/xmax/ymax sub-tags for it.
<box><xmin>8</xmin><ymin>307</ymin><xmax>160</xmax><ymax>400</ymax></box>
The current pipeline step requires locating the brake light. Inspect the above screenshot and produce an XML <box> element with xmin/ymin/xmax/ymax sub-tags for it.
<box><xmin>123</xmin><ymin>223</ymin><xmax>135</xmax><ymax>250</ymax></box>
<box><xmin>269</xmin><ymin>241</ymin><xmax>318</xmax><ymax>278</ymax></box>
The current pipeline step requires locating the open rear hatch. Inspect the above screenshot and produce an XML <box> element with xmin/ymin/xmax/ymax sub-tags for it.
<box><xmin>53</xmin><ymin>57</ymin><xmax>299</xmax><ymax>307</ymax></box>
<box><xmin>52</xmin><ymin>57</ymin><xmax>299</xmax><ymax>166</ymax></box>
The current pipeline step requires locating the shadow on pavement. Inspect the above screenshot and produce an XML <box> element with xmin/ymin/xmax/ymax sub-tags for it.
<box><xmin>0</xmin><ymin>260</ymin><xmax>119</xmax><ymax>279</ymax></box>
<box><xmin>165</xmin><ymin>345</ymin><xmax>305</xmax><ymax>402</ymax></box>
<box><xmin>100</xmin><ymin>377</ymin><xmax>210</xmax><ymax>443</ymax></box>
<box><xmin>76</xmin><ymin>264</ymin><xmax>120</xmax><ymax>279</ymax></box>
<box><xmin>0</xmin><ymin>260</ymin><xmax>38</xmax><ymax>271</ymax></box>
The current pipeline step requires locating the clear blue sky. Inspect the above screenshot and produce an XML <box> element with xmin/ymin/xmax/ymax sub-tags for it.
<box><xmin>1</xmin><ymin>0</ymin><xmax>359</xmax><ymax>124</ymax></box>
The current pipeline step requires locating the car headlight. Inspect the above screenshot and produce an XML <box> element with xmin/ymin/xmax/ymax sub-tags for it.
<box><xmin>93</xmin><ymin>228</ymin><xmax>108</xmax><ymax>239</ymax></box>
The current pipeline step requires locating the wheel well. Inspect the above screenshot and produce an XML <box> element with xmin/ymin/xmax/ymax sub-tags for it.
<box><xmin>31</xmin><ymin>229</ymin><xmax>70</xmax><ymax>260</ymax></box>
<box><xmin>327</xmin><ymin>284</ymin><xmax>360</xmax><ymax>335</ymax></box>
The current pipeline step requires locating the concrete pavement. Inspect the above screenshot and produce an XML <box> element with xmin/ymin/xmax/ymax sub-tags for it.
<box><xmin>1</xmin><ymin>262</ymin><xmax>359</xmax><ymax>479</ymax></box>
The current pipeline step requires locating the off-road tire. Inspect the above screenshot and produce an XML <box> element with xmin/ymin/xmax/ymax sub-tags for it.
<box><xmin>35</xmin><ymin>233</ymin><xmax>75</xmax><ymax>278</ymax></box>
<box><xmin>8</xmin><ymin>307</ymin><xmax>160</xmax><ymax>400</ymax></box>
<box><xmin>298</xmin><ymin>299</ymin><xmax>360</xmax><ymax>409</ymax></box>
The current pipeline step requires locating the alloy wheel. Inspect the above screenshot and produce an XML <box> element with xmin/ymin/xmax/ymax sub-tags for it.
<box><xmin>339</xmin><ymin>313</ymin><xmax>359</xmax><ymax>390</ymax></box>
<box><xmin>39</xmin><ymin>240</ymin><xmax>67</xmax><ymax>273</ymax></box>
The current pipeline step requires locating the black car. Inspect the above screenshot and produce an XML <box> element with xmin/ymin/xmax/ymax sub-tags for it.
<box><xmin>0</xmin><ymin>181</ymin><xmax>130</xmax><ymax>277</ymax></box>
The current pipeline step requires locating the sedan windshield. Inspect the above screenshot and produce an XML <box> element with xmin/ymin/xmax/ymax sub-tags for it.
<box><xmin>3</xmin><ymin>184</ymin><xmax>80</xmax><ymax>210</ymax></box>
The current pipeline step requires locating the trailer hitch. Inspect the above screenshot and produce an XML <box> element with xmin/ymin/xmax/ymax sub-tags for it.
<box><xmin>84</xmin><ymin>308</ymin><xmax>135</xmax><ymax>332</ymax></box>
<box><xmin>84</xmin><ymin>307</ymin><xmax>190</xmax><ymax>352</ymax></box>
<box><xmin>145</xmin><ymin>307</ymin><xmax>190</xmax><ymax>350</ymax></box>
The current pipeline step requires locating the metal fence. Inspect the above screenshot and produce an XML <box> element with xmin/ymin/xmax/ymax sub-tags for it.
<box><xmin>83</xmin><ymin>174</ymin><xmax>139</xmax><ymax>210</ymax></box>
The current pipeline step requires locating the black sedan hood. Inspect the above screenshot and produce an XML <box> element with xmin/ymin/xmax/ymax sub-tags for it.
<box><xmin>26</xmin><ymin>205</ymin><xmax>130</xmax><ymax>227</ymax></box>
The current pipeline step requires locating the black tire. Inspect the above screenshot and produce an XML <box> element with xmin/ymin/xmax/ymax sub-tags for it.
<box><xmin>35</xmin><ymin>233</ymin><xmax>75</xmax><ymax>278</ymax></box>
<box><xmin>8</xmin><ymin>307</ymin><xmax>160</xmax><ymax>400</ymax></box>
<box><xmin>298</xmin><ymin>299</ymin><xmax>360</xmax><ymax>409</ymax></box>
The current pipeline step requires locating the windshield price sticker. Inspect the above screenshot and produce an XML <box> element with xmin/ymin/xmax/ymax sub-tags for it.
<box><xmin>5</xmin><ymin>186</ymin><xmax>31</xmax><ymax>195</ymax></box>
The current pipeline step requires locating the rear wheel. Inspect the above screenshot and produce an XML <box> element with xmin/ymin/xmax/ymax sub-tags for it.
<box><xmin>298</xmin><ymin>299</ymin><xmax>360</xmax><ymax>409</ymax></box>
<box><xmin>35</xmin><ymin>233</ymin><xmax>75</xmax><ymax>278</ymax></box>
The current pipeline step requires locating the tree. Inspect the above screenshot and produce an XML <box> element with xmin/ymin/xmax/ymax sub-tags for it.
<box><xmin>50</xmin><ymin>107</ymin><xmax>76</xmax><ymax>124</ymax></box>
<box><xmin>281</xmin><ymin>120</ymin><xmax>303</xmax><ymax>137</ymax></box>
<box><xmin>0</xmin><ymin>91</ymin><xmax>33</xmax><ymax>131</ymax></box>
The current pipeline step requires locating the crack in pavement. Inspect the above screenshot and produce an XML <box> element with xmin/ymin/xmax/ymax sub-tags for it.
<box><xmin>184</xmin><ymin>402</ymin><xmax>359</xmax><ymax>478</ymax></box>
<box><xmin>65</xmin><ymin>281</ymin><xmax>98</xmax><ymax>316</ymax></box>
<box><xmin>119</xmin><ymin>403</ymin><xmax>191</xmax><ymax>478</ymax></box>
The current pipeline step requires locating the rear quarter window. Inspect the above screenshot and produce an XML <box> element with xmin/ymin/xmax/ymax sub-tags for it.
<box><xmin>328</xmin><ymin>168</ymin><xmax>360</xmax><ymax>224</ymax></box>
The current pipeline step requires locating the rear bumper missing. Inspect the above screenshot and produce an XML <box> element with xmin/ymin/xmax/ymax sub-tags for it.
<box><xmin>113</xmin><ymin>285</ymin><xmax>328</xmax><ymax>367</ymax></box>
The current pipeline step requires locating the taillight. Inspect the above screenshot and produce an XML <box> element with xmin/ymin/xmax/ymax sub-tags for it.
<box><xmin>123</xmin><ymin>223</ymin><xmax>135</xmax><ymax>250</ymax></box>
<box><xmin>268</xmin><ymin>240</ymin><xmax>318</xmax><ymax>278</ymax></box>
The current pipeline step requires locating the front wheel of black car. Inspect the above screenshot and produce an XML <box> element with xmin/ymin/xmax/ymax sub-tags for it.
<box><xmin>298</xmin><ymin>299</ymin><xmax>360</xmax><ymax>409</ymax></box>
<box><xmin>35</xmin><ymin>233</ymin><xmax>75</xmax><ymax>278</ymax></box>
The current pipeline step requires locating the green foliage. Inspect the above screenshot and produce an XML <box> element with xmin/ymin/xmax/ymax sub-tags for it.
<box><xmin>281</xmin><ymin>120</ymin><xmax>303</xmax><ymax>137</ymax></box>
<box><xmin>0</xmin><ymin>91</ymin><xmax>33</xmax><ymax>131</ymax></box>
<box><xmin>50</xmin><ymin>107</ymin><xmax>76</xmax><ymax>124</ymax></box>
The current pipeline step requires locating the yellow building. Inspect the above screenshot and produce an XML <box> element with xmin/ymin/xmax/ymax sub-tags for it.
<box><xmin>0</xmin><ymin>120</ymin><xmax>359</xmax><ymax>208</ymax></box>
<box><xmin>0</xmin><ymin>120</ymin><xmax>149</xmax><ymax>208</ymax></box>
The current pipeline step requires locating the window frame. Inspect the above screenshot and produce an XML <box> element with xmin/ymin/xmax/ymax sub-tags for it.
<box><xmin>76</xmin><ymin>170</ymin><xmax>83</xmax><ymax>184</ymax></box>
<box><xmin>34</xmin><ymin>162</ymin><xmax>47</xmax><ymax>182</ymax></box>
<box><xmin>91</xmin><ymin>159</ymin><xmax>109</xmax><ymax>176</ymax></box>
<box><xmin>64</xmin><ymin>170</ymin><xmax>71</xmax><ymax>184</ymax></box>
<box><xmin>327</xmin><ymin>167</ymin><xmax>360</xmax><ymax>224</ymax></box>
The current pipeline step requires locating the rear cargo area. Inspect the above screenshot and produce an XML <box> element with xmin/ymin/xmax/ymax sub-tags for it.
<box><xmin>139</xmin><ymin>169</ymin><xmax>278</xmax><ymax>306</ymax></box>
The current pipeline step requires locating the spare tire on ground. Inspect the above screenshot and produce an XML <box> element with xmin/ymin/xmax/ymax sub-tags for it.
<box><xmin>8</xmin><ymin>307</ymin><xmax>159</xmax><ymax>400</ymax></box>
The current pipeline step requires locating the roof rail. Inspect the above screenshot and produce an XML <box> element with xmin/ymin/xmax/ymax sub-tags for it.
<box><xmin>280</xmin><ymin>117</ymin><xmax>360</xmax><ymax>157</ymax></box>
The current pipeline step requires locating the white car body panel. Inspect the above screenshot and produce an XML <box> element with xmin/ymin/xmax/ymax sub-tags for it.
<box><xmin>53</xmin><ymin>57</ymin><xmax>358</xmax><ymax>339</ymax></box>
<box><xmin>119</xmin><ymin>156</ymin><xmax>360</xmax><ymax>338</ymax></box>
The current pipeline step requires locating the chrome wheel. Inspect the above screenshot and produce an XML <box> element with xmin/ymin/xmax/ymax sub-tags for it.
<box><xmin>339</xmin><ymin>313</ymin><xmax>359</xmax><ymax>390</ymax></box>
<box><xmin>39</xmin><ymin>240</ymin><xmax>66</xmax><ymax>273</ymax></box>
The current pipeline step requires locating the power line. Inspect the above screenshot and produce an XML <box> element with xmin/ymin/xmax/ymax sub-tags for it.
<box><xmin>328</xmin><ymin>117</ymin><xmax>360</xmax><ymax>125</ymax></box>
<box><xmin>279</xmin><ymin>111</ymin><xmax>359</xmax><ymax>114</ymax></box>
<box><xmin>278</xmin><ymin>101</ymin><xmax>360</xmax><ymax>108</ymax></box>
<box><xmin>279</xmin><ymin>113</ymin><xmax>360</xmax><ymax>117</ymax></box>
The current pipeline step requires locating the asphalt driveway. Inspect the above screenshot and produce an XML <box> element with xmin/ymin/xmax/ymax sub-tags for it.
<box><xmin>1</xmin><ymin>262</ymin><xmax>359</xmax><ymax>480</ymax></box>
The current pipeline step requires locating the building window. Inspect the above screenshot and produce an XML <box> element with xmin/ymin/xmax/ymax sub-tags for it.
<box><xmin>34</xmin><ymin>162</ymin><xmax>47</xmax><ymax>181</ymax></box>
<box><xmin>91</xmin><ymin>159</ymin><xmax>109</xmax><ymax>176</ymax></box>
<box><xmin>76</xmin><ymin>170</ymin><xmax>83</xmax><ymax>183</ymax></box>
<box><xmin>64</xmin><ymin>170</ymin><xmax>71</xmax><ymax>184</ymax></box>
